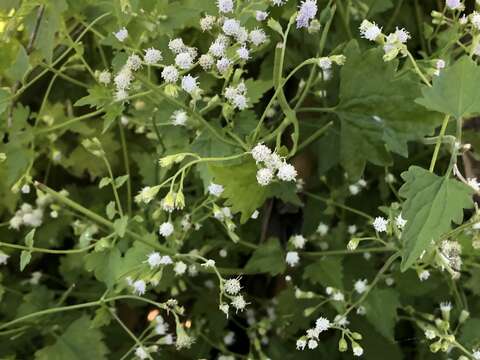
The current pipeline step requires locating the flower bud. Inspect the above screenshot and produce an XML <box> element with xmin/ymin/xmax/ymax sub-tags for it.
<box><xmin>338</xmin><ymin>338</ymin><xmax>348</xmax><ymax>352</ymax></box>
<box><xmin>459</xmin><ymin>310</ymin><xmax>470</xmax><ymax>323</ymax></box>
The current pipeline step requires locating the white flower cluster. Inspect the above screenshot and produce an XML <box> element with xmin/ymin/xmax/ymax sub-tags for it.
<box><xmin>348</xmin><ymin>178</ymin><xmax>367</xmax><ymax>195</ymax></box>
<box><xmin>296</xmin><ymin>316</ymin><xmax>331</xmax><ymax>350</ymax></box>
<box><xmin>251</xmin><ymin>143</ymin><xmax>297</xmax><ymax>186</ymax></box>
<box><xmin>224</xmin><ymin>82</ymin><xmax>249</xmax><ymax>110</ymax></box>
<box><xmin>10</xmin><ymin>192</ymin><xmax>54</xmax><ymax>230</ymax></box>
<box><xmin>359</xmin><ymin>20</ymin><xmax>410</xmax><ymax>61</ymax></box>
<box><xmin>219</xmin><ymin>277</ymin><xmax>248</xmax><ymax>317</ymax></box>
<box><xmin>296</xmin><ymin>0</ymin><xmax>318</xmax><ymax>29</ymax></box>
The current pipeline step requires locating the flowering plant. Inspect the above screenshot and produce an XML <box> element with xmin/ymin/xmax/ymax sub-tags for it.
<box><xmin>1</xmin><ymin>0</ymin><xmax>480</xmax><ymax>358</ymax></box>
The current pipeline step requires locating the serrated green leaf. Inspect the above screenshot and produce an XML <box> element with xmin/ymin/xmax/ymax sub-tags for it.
<box><xmin>20</xmin><ymin>251</ymin><xmax>32</xmax><ymax>271</ymax></box>
<box><xmin>416</xmin><ymin>56</ymin><xmax>480</xmax><ymax>119</ymax></box>
<box><xmin>244</xmin><ymin>238</ymin><xmax>286</xmax><ymax>275</ymax></box>
<box><xmin>399</xmin><ymin>166</ymin><xmax>474</xmax><ymax>271</ymax></box>
<box><xmin>85</xmin><ymin>248</ymin><xmax>122</xmax><ymax>288</ymax></box>
<box><xmin>336</xmin><ymin>41</ymin><xmax>440</xmax><ymax>178</ymax></box>
<box><xmin>244</xmin><ymin>79</ymin><xmax>273</xmax><ymax>105</ymax></box>
<box><xmin>364</xmin><ymin>288</ymin><xmax>400</xmax><ymax>341</ymax></box>
<box><xmin>35</xmin><ymin>315</ymin><xmax>108</xmax><ymax>359</ymax></box>
<box><xmin>210</xmin><ymin>160</ymin><xmax>269</xmax><ymax>223</ymax></box>
<box><xmin>303</xmin><ymin>257</ymin><xmax>343</xmax><ymax>289</ymax></box>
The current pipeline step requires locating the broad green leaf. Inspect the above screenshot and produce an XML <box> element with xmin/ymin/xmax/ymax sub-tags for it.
<box><xmin>20</xmin><ymin>250</ymin><xmax>32</xmax><ymax>271</ymax></box>
<box><xmin>336</xmin><ymin>41</ymin><xmax>440</xmax><ymax>178</ymax></box>
<box><xmin>399</xmin><ymin>166</ymin><xmax>474</xmax><ymax>271</ymax></box>
<box><xmin>244</xmin><ymin>79</ymin><xmax>273</xmax><ymax>105</ymax></box>
<box><xmin>459</xmin><ymin>318</ymin><xmax>480</xmax><ymax>349</ymax></box>
<box><xmin>210</xmin><ymin>160</ymin><xmax>269</xmax><ymax>223</ymax></box>
<box><xmin>364</xmin><ymin>288</ymin><xmax>400</xmax><ymax>341</ymax></box>
<box><xmin>303</xmin><ymin>257</ymin><xmax>343</xmax><ymax>289</ymax></box>
<box><xmin>35</xmin><ymin>316</ymin><xmax>108</xmax><ymax>360</ymax></box>
<box><xmin>84</xmin><ymin>247</ymin><xmax>122</xmax><ymax>288</ymax></box>
<box><xmin>416</xmin><ymin>56</ymin><xmax>480</xmax><ymax>119</ymax></box>
<box><xmin>244</xmin><ymin>238</ymin><xmax>286</xmax><ymax>275</ymax></box>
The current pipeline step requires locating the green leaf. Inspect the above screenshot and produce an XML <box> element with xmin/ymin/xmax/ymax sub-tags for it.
<box><xmin>25</xmin><ymin>229</ymin><xmax>35</xmax><ymax>248</ymax></box>
<box><xmin>113</xmin><ymin>216</ymin><xmax>128</xmax><ymax>237</ymax></box>
<box><xmin>91</xmin><ymin>307</ymin><xmax>112</xmax><ymax>329</ymax></box>
<box><xmin>20</xmin><ymin>251</ymin><xmax>32</xmax><ymax>271</ymax></box>
<box><xmin>244</xmin><ymin>79</ymin><xmax>273</xmax><ymax>106</ymax></box>
<box><xmin>35</xmin><ymin>315</ymin><xmax>109</xmax><ymax>360</ymax></box>
<box><xmin>114</xmin><ymin>174</ymin><xmax>129</xmax><ymax>188</ymax></box>
<box><xmin>336</xmin><ymin>41</ymin><xmax>440</xmax><ymax>178</ymax></box>
<box><xmin>416</xmin><ymin>56</ymin><xmax>480</xmax><ymax>119</ymax></box>
<box><xmin>364</xmin><ymin>288</ymin><xmax>400</xmax><ymax>341</ymax></box>
<box><xmin>34</xmin><ymin>0</ymin><xmax>68</xmax><ymax>63</ymax></box>
<box><xmin>210</xmin><ymin>160</ymin><xmax>269</xmax><ymax>223</ymax></box>
<box><xmin>6</xmin><ymin>44</ymin><xmax>30</xmax><ymax>82</ymax></box>
<box><xmin>459</xmin><ymin>318</ymin><xmax>480</xmax><ymax>349</ymax></box>
<box><xmin>244</xmin><ymin>238</ymin><xmax>286</xmax><ymax>276</ymax></box>
<box><xmin>399</xmin><ymin>166</ymin><xmax>474</xmax><ymax>271</ymax></box>
<box><xmin>0</xmin><ymin>88</ymin><xmax>10</xmax><ymax>115</ymax></box>
<box><xmin>303</xmin><ymin>257</ymin><xmax>343</xmax><ymax>289</ymax></box>
<box><xmin>98</xmin><ymin>177</ymin><xmax>111</xmax><ymax>189</ymax></box>
<box><xmin>267</xmin><ymin>18</ymin><xmax>283</xmax><ymax>36</ymax></box>
<box><xmin>106</xmin><ymin>201</ymin><xmax>117</xmax><ymax>220</ymax></box>
<box><xmin>85</xmin><ymin>248</ymin><xmax>122</xmax><ymax>288</ymax></box>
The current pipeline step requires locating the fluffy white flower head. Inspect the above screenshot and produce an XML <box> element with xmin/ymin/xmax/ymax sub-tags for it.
<box><xmin>175</xmin><ymin>52</ymin><xmax>193</xmax><ymax>69</ymax></box>
<box><xmin>372</xmin><ymin>216</ymin><xmax>388</xmax><ymax>233</ymax></box>
<box><xmin>144</xmin><ymin>48</ymin><xmax>162</xmax><ymax>65</ymax></box>
<box><xmin>256</xmin><ymin>168</ymin><xmax>274</xmax><ymax>186</ymax></box>
<box><xmin>208</xmin><ymin>183</ymin><xmax>224</xmax><ymax>197</ymax></box>
<box><xmin>217</xmin><ymin>0</ymin><xmax>234</xmax><ymax>13</ymax></box>
<box><xmin>224</xmin><ymin>278</ymin><xmax>242</xmax><ymax>295</ymax></box>
<box><xmin>286</xmin><ymin>251</ymin><xmax>300</xmax><ymax>267</ymax></box>
<box><xmin>171</xmin><ymin>110</ymin><xmax>188</xmax><ymax>126</ymax></box>
<box><xmin>159</xmin><ymin>222</ymin><xmax>174</xmax><ymax>237</ymax></box>
<box><xmin>114</xmin><ymin>27</ymin><xmax>128</xmax><ymax>42</ymax></box>
<box><xmin>251</xmin><ymin>143</ymin><xmax>272</xmax><ymax>162</ymax></box>
<box><xmin>359</xmin><ymin>20</ymin><xmax>382</xmax><ymax>41</ymax></box>
<box><xmin>181</xmin><ymin>75</ymin><xmax>199</xmax><ymax>93</ymax></box>
<box><xmin>277</xmin><ymin>162</ymin><xmax>297</xmax><ymax>182</ymax></box>
<box><xmin>160</xmin><ymin>66</ymin><xmax>178</xmax><ymax>84</ymax></box>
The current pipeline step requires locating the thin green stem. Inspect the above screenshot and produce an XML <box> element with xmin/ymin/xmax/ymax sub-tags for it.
<box><xmin>297</xmin><ymin>121</ymin><xmax>333</xmax><ymax>152</ymax></box>
<box><xmin>343</xmin><ymin>252</ymin><xmax>401</xmax><ymax>316</ymax></box>
<box><xmin>0</xmin><ymin>241</ymin><xmax>96</xmax><ymax>254</ymax></box>
<box><xmin>108</xmin><ymin>307</ymin><xmax>153</xmax><ymax>360</ymax></box>
<box><xmin>102</xmin><ymin>155</ymin><xmax>124</xmax><ymax>218</ymax></box>
<box><xmin>304</xmin><ymin>191</ymin><xmax>374</xmax><ymax>220</ymax></box>
<box><xmin>429</xmin><ymin>114</ymin><xmax>450</xmax><ymax>172</ymax></box>
<box><xmin>119</xmin><ymin>123</ymin><xmax>133</xmax><ymax>216</ymax></box>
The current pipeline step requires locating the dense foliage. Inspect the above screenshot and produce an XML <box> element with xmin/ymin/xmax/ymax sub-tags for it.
<box><xmin>1</xmin><ymin>0</ymin><xmax>480</xmax><ymax>359</ymax></box>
